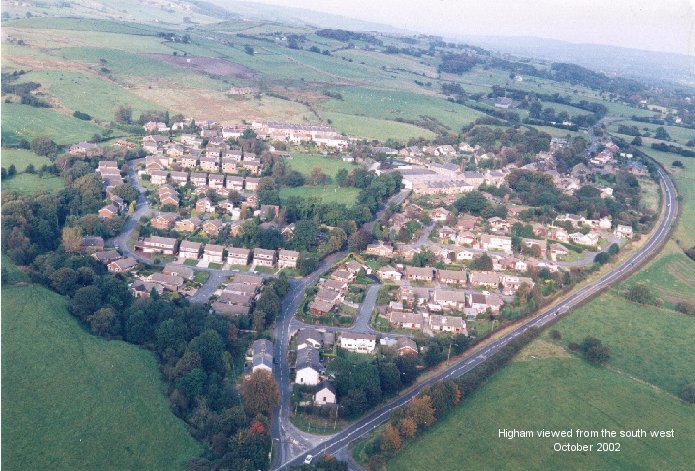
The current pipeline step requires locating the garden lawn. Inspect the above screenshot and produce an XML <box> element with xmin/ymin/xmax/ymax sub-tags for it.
<box><xmin>2</xmin><ymin>284</ymin><xmax>201</xmax><ymax>470</ymax></box>
<box><xmin>279</xmin><ymin>185</ymin><xmax>360</xmax><ymax>205</ymax></box>
<box><xmin>286</xmin><ymin>153</ymin><xmax>356</xmax><ymax>178</ymax></box>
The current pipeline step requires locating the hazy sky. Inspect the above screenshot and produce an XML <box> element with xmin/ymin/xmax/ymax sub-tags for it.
<box><xmin>246</xmin><ymin>0</ymin><xmax>695</xmax><ymax>56</ymax></box>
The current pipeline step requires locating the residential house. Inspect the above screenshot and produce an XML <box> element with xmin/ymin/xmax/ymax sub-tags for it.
<box><xmin>278</xmin><ymin>250</ymin><xmax>299</xmax><ymax>269</ymax></box>
<box><xmin>549</xmin><ymin>243</ymin><xmax>569</xmax><ymax>261</ymax></box>
<box><xmin>175</xmin><ymin>217</ymin><xmax>202</xmax><ymax>233</ymax></box>
<box><xmin>79</xmin><ymin>236</ymin><xmax>104</xmax><ymax>253</ymax></box>
<box><xmin>429</xmin><ymin>315</ymin><xmax>467</xmax><ymax>334</ymax></box>
<box><xmin>98</xmin><ymin>204</ymin><xmax>119</xmax><ymax>220</ymax></box>
<box><xmin>251</xmin><ymin>339</ymin><xmax>273</xmax><ymax>373</ymax></box>
<box><xmin>108</xmin><ymin>257</ymin><xmax>138</xmax><ymax>273</ymax></box>
<box><xmin>226</xmin><ymin>176</ymin><xmax>244</xmax><ymax>191</ymax></box>
<box><xmin>199</xmin><ymin>157</ymin><xmax>219</xmax><ymax>173</ymax></box>
<box><xmin>389</xmin><ymin>312</ymin><xmax>424</xmax><ymax>330</ymax></box>
<box><xmin>148</xmin><ymin>273</ymin><xmax>184</xmax><ymax>292</ymax></box>
<box><xmin>191</xmin><ymin>173</ymin><xmax>208</xmax><ymax>187</ymax></box>
<box><xmin>295</xmin><ymin>348</ymin><xmax>321</xmax><ymax>385</ymax></box>
<box><xmin>366</xmin><ymin>242</ymin><xmax>394</xmax><ymax>258</ymax></box>
<box><xmin>500</xmin><ymin>275</ymin><xmax>535</xmax><ymax>295</ymax></box>
<box><xmin>179</xmin><ymin>240</ymin><xmax>202</xmax><ymax>260</ymax></box>
<box><xmin>557</xmin><ymin>213</ymin><xmax>585</xmax><ymax>228</ymax></box>
<box><xmin>376</xmin><ymin>265</ymin><xmax>402</xmax><ymax>281</ymax></box>
<box><xmin>203</xmin><ymin>244</ymin><xmax>225</xmax><ymax>264</ymax></box>
<box><xmin>69</xmin><ymin>141</ymin><xmax>102</xmax><ymax>157</ymax></box>
<box><xmin>433</xmin><ymin>289</ymin><xmax>468</xmax><ymax>310</ymax></box>
<box><xmin>396</xmin><ymin>337</ymin><xmax>418</xmax><ymax>356</ymax></box>
<box><xmin>196</xmin><ymin>197</ymin><xmax>215</xmax><ymax>214</ymax></box>
<box><xmin>437</xmin><ymin>269</ymin><xmax>467</xmax><ymax>286</ymax></box>
<box><xmin>309</xmin><ymin>299</ymin><xmax>334</xmax><ymax>316</ymax></box>
<box><xmin>569</xmin><ymin>231</ymin><xmax>599</xmax><ymax>247</ymax></box>
<box><xmin>163</xmin><ymin>263</ymin><xmax>194</xmax><ymax>280</ymax></box>
<box><xmin>314</xmin><ymin>382</ymin><xmax>336</xmax><ymax>405</ymax></box>
<box><xmin>92</xmin><ymin>250</ymin><xmax>122</xmax><ymax>264</ymax></box>
<box><xmin>245</xmin><ymin>177</ymin><xmax>261</xmax><ymax>191</ymax></box>
<box><xmin>480</xmin><ymin>234</ymin><xmax>512</xmax><ymax>253</ymax></box>
<box><xmin>136</xmin><ymin>236</ymin><xmax>178</xmax><ymax>255</ymax></box>
<box><xmin>339</xmin><ymin>333</ymin><xmax>377</xmax><ymax>354</ymax></box>
<box><xmin>149</xmin><ymin>170</ymin><xmax>168</xmax><ymax>185</ymax></box>
<box><xmin>297</xmin><ymin>328</ymin><xmax>322</xmax><ymax>351</ymax></box>
<box><xmin>181</xmin><ymin>155</ymin><xmax>198</xmax><ymax>168</ymax></box>
<box><xmin>466</xmin><ymin>292</ymin><xmax>504</xmax><ymax>314</ymax></box>
<box><xmin>169</xmin><ymin>171</ymin><xmax>188</xmax><ymax>186</ymax></box>
<box><xmin>202</xmin><ymin>219</ymin><xmax>224</xmax><ymax>237</ymax></box>
<box><xmin>151</xmin><ymin>212</ymin><xmax>178</xmax><ymax>230</ymax></box>
<box><xmin>227</xmin><ymin>247</ymin><xmax>251</xmax><ymax>266</ymax></box>
<box><xmin>469</xmin><ymin>271</ymin><xmax>500</xmax><ymax>289</ymax></box>
<box><xmin>548</xmin><ymin>226</ymin><xmax>569</xmax><ymax>243</ymax></box>
<box><xmin>455</xmin><ymin>231</ymin><xmax>477</xmax><ymax>246</ymax></box>
<box><xmin>253</xmin><ymin>248</ymin><xmax>276</xmax><ymax>268</ymax></box>
<box><xmin>130</xmin><ymin>279</ymin><xmax>164</xmax><ymax>298</ymax></box>
<box><xmin>331</xmin><ymin>269</ymin><xmax>354</xmax><ymax>283</ymax></box>
<box><xmin>405</xmin><ymin>266</ymin><xmax>434</xmax><ymax>282</ymax></box>
<box><xmin>431</xmin><ymin>207</ymin><xmax>451</xmax><ymax>222</ymax></box>
<box><xmin>208</xmin><ymin>174</ymin><xmax>224</xmax><ymax>190</ymax></box>
<box><xmin>614</xmin><ymin>224</ymin><xmax>633</xmax><ymax>239</ymax></box>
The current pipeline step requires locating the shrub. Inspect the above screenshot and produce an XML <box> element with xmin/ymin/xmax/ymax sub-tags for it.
<box><xmin>549</xmin><ymin>330</ymin><xmax>562</xmax><ymax>340</ymax></box>
<box><xmin>680</xmin><ymin>384</ymin><xmax>695</xmax><ymax>404</ymax></box>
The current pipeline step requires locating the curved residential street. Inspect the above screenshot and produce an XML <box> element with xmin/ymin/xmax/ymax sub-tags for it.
<box><xmin>272</xmin><ymin>164</ymin><xmax>679</xmax><ymax>470</ymax></box>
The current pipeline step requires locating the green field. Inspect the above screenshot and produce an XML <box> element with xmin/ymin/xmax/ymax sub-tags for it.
<box><xmin>1</xmin><ymin>103</ymin><xmax>106</xmax><ymax>146</ymax></box>
<box><xmin>22</xmin><ymin>70</ymin><xmax>162</xmax><ymax>121</ymax></box>
<box><xmin>554</xmin><ymin>292</ymin><xmax>695</xmax><ymax>396</ymax></box>
<box><xmin>279</xmin><ymin>185</ymin><xmax>360</xmax><ymax>205</ymax></box>
<box><xmin>1</xmin><ymin>148</ymin><xmax>52</xmax><ymax>172</ymax></box>
<box><xmin>1</xmin><ymin>173</ymin><xmax>65</xmax><ymax>193</ymax></box>
<box><xmin>2</xmin><ymin>283</ymin><xmax>201</xmax><ymax>470</ymax></box>
<box><xmin>324</xmin><ymin>111</ymin><xmax>435</xmax><ymax>142</ymax></box>
<box><xmin>608</xmin><ymin>121</ymin><xmax>695</xmax><ymax>147</ymax></box>
<box><xmin>286</xmin><ymin>153</ymin><xmax>356</xmax><ymax>177</ymax></box>
<box><xmin>385</xmin><ymin>354</ymin><xmax>695</xmax><ymax>471</ymax></box>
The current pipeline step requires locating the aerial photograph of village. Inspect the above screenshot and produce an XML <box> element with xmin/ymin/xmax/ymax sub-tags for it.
<box><xmin>1</xmin><ymin>0</ymin><xmax>693</xmax><ymax>470</ymax></box>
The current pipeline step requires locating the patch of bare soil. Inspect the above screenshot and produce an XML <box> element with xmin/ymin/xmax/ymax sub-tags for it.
<box><xmin>146</xmin><ymin>54</ymin><xmax>256</xmax><ymax>79</ymax></box>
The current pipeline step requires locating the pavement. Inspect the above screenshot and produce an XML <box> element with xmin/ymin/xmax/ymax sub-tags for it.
<box><xmin>273</xmin><ymin>163</ymin><xmax>679</xmax><ymax>470</ymax></box>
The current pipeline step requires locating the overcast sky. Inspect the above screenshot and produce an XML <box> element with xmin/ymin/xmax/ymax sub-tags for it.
<box><xmin>245</xmin><ymin>0</ymin><xmax>694</xmax><ymax>56</ymax></box>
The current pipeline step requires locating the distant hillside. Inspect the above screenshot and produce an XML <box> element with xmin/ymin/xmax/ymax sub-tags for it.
<box><xmin>455</xmin><ymin>36</ymin><xmax>695</xmax><ymax>90</ymax></box>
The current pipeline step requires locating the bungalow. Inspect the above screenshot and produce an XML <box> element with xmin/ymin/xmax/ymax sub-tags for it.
<box><xmin>614</xmin><ymin>224</ymin><xmax>633</xmax><ymax>239</ymax></box>
<box><xmin>80</xmin><ymin>236</ymin><xmax>104</xmax><ymax>252</ymax></box>
<box><xmin>98</xmin><ymin>204</ymin><xmax>119</xmax><ymax>219</ymax></box>
<box><xmin>340</xmin><ymin>333</ymin><xmax>377</xmax><ymax>354</ymax></box>
<box><xmin>227</xmin><ymin>247</ymin><xmax>251</xmax><ymax>266</ymax></box>
<box><xmin>179</xmin><ymin>240</ymin><xmax>202</xmax><ymax>259</ymax></box>
<box><xmin>202</xmin><ymin>219</ymin><xmax>224</xmax><ymax>237</ymax></box>
<box><xmin>397</xmin><ymin>337</ymin><xmax>418</xmax><ymax>356</ymax></box>
<box><xmin>398</xmin><ymin>285</ymin><xmax>431</xmax><ymax>307</ymax></box>
<box><xmin>456</xmin><ymin>249</ymin><xmax>475</xmax><ymax>261</ymax></box>
<box><xmin>137</xmin><ymin>236</ymin><xmax>178</xmax><ymax>255</ymax></box>
<box><xmin>309</xmin><ymin>299</ymin><xmax>334</xmax><ymax>316</ymax></box>
<box><xmin>377</xmin><ymin>265</ymin><xmax>402</xmax><ymax>281</ymax></box>
<box><xmin>466</xmin><ymin>292</ymin><xmax>504</xmax><ymax>314</ymax></box>
<box><xmin>389</xmin><ymin>311</ymin><xmax>424</xmax><ymax>330</ymax></box>
<box><xmin>148</xmin><ymin>273</ymin><xmax>184</xmax><ymax>292</ymax></box>
<box><xmin>314</xmin><ymin>382</ymin><xmax>336</xmax><ymax>405</ymax></box>
<box><xmin>469</xmin><ymin>271</ymin><xmax>500</xmax><ymax>289</ymax></box>
<box><xmin>203</xmin><ymin>244</ymin><xmax>225</xmax><ymax>264</ymax></box>
<box><xmin>295</xmin><ymin>347</ymin><xmax>321</xmax><ymax>385</ymax></box>
<box><xmin>196</xmin><ymin>198</ymin><xmax>215</xmax><ymax>214</ymax></box>
<box><xmin>251</xmin><ymin>339</ymin><xmax>273</xmax><ymax>372</ymax></box>
<box><xmin>253</xmin><ymin>248</ymin><xmax>276</xmax><ymax>268</ymax></box>
<box><xmin>455</xmin><ymin>231</ymin><xmax>477</xmax><ymax>246</ymax></box>
<box><xmin>191</xmin><ymin>173</ymin><xmax>208</xmax><ymax>187</ymax></box>
<box><xmin>569</xmin><ymin>231</ymin><xmax>599</xmax><ymax>247</ymax></box>
<box><xmin>437</xmin><ymin>269</ymin><xmax>467</xmax><ymax>286</ymax></box>
<box><xmin>480</xmin><ymin>234</ymin><xmax>513</xmax><ymax>253</ymax></box>
<box><xmin>549</xmin><ymin>243</ymin><xmax>569</xmax><ymax>261</ymax></box>
<box><xmin>316</xmin><ymin>288</ymin><xmax>343</xmax><ymax>304</ymax></box>
<box><xmin>175</xmin><ymin>217</ymin><xmax>202</xmax><ymax>233</ymax></box>
<box><xmin>108</xmin><ymin>257</ymin><xmax>138</xmax><ymax>273</ymax></box>
<box><xmin>163</xmin><ymin>263</ymin><xmax>194</xmax><ymax>280</ymax></box>
<box><xmin>500</xmin><ymin>275</ymin><xmax>535</xmax><ymax>295</ymax></box>
<box><xmin>297</xmin><ymin>328</ymin><xmax>323</xmax><ymax>351</ymax></box>
<box><xmin>151</xmin><ymin>212</ymin><xmax>178</xmax><ymax>230</ymax></box>
<box><xmin>557</xmin><ymin>213</ymin><xmax>585</xmax><ymax>228</ymax></box>
<box><xmin>331</xmin><ymin>269</ymin><xmax>354</xmax><ymax>283</ymax></box>
<box><xmin>130</xmin><ymin>279</ymin><xmax>164</xmax><ymax>298</ymax></box>
<box><xmin>433</xmin><ymin>289</ymin><xmax>468</xmax><ymax>310</ymax></box>
<box><xmin>344</xmin><ymin>260</ymin><xmax>363</xmax><ymax>274</ymax></box>
<box><xmin>431</xmin><ymin>207</ymin><xmax>451</xmax><ymax>222</ymax></box>
<box><xmin>213</xmin><ymin>302</ymin><xmax>251</xmax><ymax>317</ymax></box>
<box><xmin>208</xmin><ymin>174</ymin><xmax>225</xmax><ymax>190</ymax></box>
<box><xmin>429</xmin><ymin>315</ymin><xmax>467</xmax><ymax>334</ymax></box>
<box><xmin>92</xmin><ymin>250</ymin><xmax>122</xmax><ymax>264</ymax></box>
<box><xmin>548</xmin><ymin>226</ymin><xmax>569</xmax><ymax>243</ymax></box>
<box><xmin>405</xmin><ymin>266</ymin><xmax>434</xmax><ymax>282</ymax></box>
<box><xmin>70</xmin><ymin>141</ymin><xmax>103</xmax><ymax>157</ymax></box>
<box><xmin>167</xmin><ymin>170</ymin><xmax>187</xmax><ymax>186</ymax></box>
<box><xmin>278</xmin><ymin>249</ymin><xmax>299</xmax><ymax>269</ymax></box>
<box><xmin>366</xmin><ymin>241</ymin><xmax>394</xmax><ymax>258</ymax></box>
<box><xmin>323</xmin><ymin>279</ymin><xmax>348</xmax><ymax>293</ymax></box>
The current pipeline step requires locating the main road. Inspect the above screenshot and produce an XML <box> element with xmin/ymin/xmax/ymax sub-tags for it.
<box><xmin>274</xmin><ymin>164</ymin><xmax>678</xmax><ymax>469</ymax></box>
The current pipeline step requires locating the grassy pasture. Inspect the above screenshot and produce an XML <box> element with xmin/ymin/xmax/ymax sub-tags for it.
<box><xmin>555</xmin><ymin>292</ymin><xmax>695</xmax><ymax>396</ymax></box>
<box><xmin>323</xmin><ymin>111</ymin><xmax>435</xmax><ymax>143</ymax></box>
<box><xmin>1</xmin><ymin>103</ymin><xmax>105</xmax><ymax>146</ymax></box>
<box><xmin>0</xmin><ymin>148</ymin><xmax>52</xmax><ymax>172</ymax></box>
<box><xmin>385</xmin><ymin>355</ymin><xmax>695</xmax><ymax>471</ymax></box>
<box><xmin>1</xmin><ymin>284</ymin><xmax>201</xmax><ymax>470</ymax></box>
<box><xmin>609</xmin><ymin>121</ymin><xmax>695</xmax><ymax>146</ymax></box>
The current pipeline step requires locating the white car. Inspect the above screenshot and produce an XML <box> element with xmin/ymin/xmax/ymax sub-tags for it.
<box><xmin>304</xmin><ymin>454</ymin><xmax>314</xmax><ymax>464</ymax></box>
